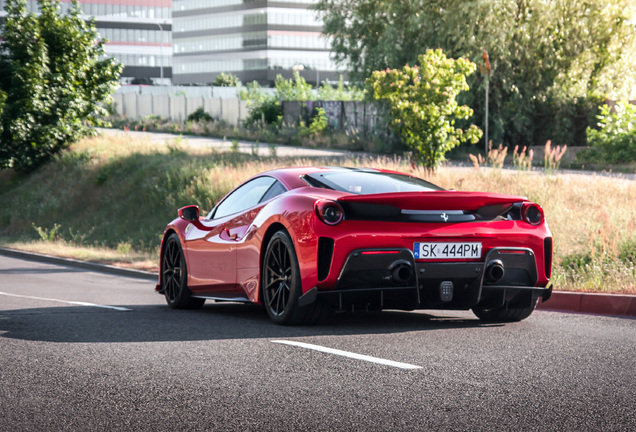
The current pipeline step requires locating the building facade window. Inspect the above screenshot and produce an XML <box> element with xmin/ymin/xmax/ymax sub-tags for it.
<box><xmin>172</xmin><ymin>1</ymin><xmax>343</xmax><ymax>84</ymax></box>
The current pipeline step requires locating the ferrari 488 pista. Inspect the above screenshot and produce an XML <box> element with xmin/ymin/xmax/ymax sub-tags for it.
<box><xmin>156</xmin><ymin>167</ymin><xmax>552</xmax><ymax>324</ymax></box>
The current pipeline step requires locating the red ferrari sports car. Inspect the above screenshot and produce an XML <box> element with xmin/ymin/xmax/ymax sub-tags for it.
<box><xmin>156</xmin><ymin>167</ymin><xmax>552</xmax><ymax>324</ymax></box>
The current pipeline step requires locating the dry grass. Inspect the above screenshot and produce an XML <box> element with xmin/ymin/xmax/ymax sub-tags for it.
<box><xmin>0</xmin><ymin>240</ymin><xmax>158</xmax><ymax>272</ymax></box>
<box><xmin>1</xmin><ymin>133</ymin><xmax>634</xmax><ymax>293</ymax></box>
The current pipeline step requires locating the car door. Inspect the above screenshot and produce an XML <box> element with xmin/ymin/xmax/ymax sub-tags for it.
<box><xmin>184</xmin><ymin>176</ymin><xmax>279</xmax><ymax>293</ymax></box>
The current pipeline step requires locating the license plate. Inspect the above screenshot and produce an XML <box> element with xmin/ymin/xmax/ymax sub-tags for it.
<box><xmin>414</xmin><ymin>242</ymin><xmax>482</xmax><ymax>259</ymax></box>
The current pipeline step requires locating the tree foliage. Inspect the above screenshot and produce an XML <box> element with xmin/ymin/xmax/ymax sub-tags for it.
<box><xmin>273</xmin><ymin>72</ymin><xmax>315</xmax><ymax>101</ymax></box>
<box><xmin>579</xmin><ymin>102</ymin><xmax>636</xmax><ymax>164</ymax></box>
<box><xmin>0</xmin><ymin>0</ymin><xmax>122</xmax><ymax>172</ymax></box>
<box><xmin>212</xmin><ymin>72</ymin><xmax>240</xmax><ymax>87</ymax></box>
<box><xmin>240</xmin><ymin>73</ymin><xmax>367</xmax><ymax>128</ymax></box>
<box><xmin>240</xmin><ymin>72</ymin><xmax>316</xmax><ymax>125</ymax></box>
<box><xmin>318</xmin><ymin>76</ymin><xmax>366</xmax><ymax>101</ymax></box>
<box><xmin>314</xmin><ymin>0</ymin><xmax>636</xmax><ymax>148</ymax></box>
<box><xmin>366</xmin><ymin>49</ymin><xmax>482</xmax><ymax>168</ymax></box>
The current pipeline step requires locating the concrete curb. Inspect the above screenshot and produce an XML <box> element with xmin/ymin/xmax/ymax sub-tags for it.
<box><xmin>537</xmin><ymin>291</ymin><xmax>636</xmax><ymax>317</ymax></box>
<box><xmin>0</xmin><ymin>247</ymin><xmax>157</xmax><ymax>282</ymax></box>
<box><xmin>1</xmin><ymin>246</ymin><xmax>634</xmax><ymax>317</ymax></box>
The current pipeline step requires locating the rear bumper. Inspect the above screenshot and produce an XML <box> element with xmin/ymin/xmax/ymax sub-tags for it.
<box><xmin>300</xmin><ymin>247</ymin><xmax>552</xmax><ymax>311</ymax></box>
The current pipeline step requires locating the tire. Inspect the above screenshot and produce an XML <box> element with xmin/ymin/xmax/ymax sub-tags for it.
<box><xmin>161</xmin><ymin>233</ymin><xmax>205</xmax><ymax>309</ymax></box>
<box><xmin>262</xmin><ymin>230</ymin><xmax>329</xmax><ymax>325</ymax></box>
<box><xmin>472</xmin><ymin>297</ymin><xmax>538</xmax><ymax>322</ymax></box>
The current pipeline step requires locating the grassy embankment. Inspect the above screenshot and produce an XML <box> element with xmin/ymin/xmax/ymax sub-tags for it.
<box><xmin>0</xmin><ymin>132</ymin><xmax>634</xmax><ymax>293</ymax></box>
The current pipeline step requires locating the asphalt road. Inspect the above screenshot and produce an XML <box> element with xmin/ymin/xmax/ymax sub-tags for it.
<box><xmin>1</xmin><ymin>255</ymin><xmax>635</xmax><ymax>432</ymax></box>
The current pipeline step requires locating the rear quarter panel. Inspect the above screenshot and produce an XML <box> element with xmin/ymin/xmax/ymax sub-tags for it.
<box><xmin>242</xmin><ymin>191</ymin><xmax>328</xmax><ymax>303</ymax></box>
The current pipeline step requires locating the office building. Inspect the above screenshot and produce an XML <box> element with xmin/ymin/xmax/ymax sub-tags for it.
<box><xmin>172</xmin><ymin>0</ymin><xmax>343</xmax><ymax>85</ymax></box>
<box><xmin>0</xmin><ymin>0</ymin><xmax>173</xmax><ymax>84</ymax></box>
<box><xmin>1</xmin><ymin>0</ymin><xmax>344</xmax><ymax>86</ymax></box>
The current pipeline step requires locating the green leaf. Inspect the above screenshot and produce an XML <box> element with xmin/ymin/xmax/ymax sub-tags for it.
<box><xmin>0</xmin><ymin>0</ymin><xmax>123</xmax><ymax>171</ymax></box>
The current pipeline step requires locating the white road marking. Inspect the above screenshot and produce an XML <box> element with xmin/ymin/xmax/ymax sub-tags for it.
<box><xmin>0</xmin><ymin>291</ymin><xmax>132</xmax><ymax>311</ymax></box>
<box><xmin>271</xmin><ymin>340</ymin><xmax>422</xmax><ymax>370</ymax></box>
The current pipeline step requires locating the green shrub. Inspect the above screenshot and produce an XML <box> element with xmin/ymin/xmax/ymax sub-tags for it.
<box><xmin>299</xmin><ymin>107</ymin><xmax>328</xmax><ymax>138</ymax></box>
<box><xmin>273</xmin><ymin>72</ymin><xmax>314</xmax><ymax>101</ymax></box>
<box><xmin>578</xmin><ymin>101</ymin><xmax>636</xmax><ymax>164</ymax></box>
<box><xmin>187</xmin><ymin>107</ymin><xmax>213</xmax><ymax>123</ymax></box>
<box><xmin>245</xmin><ymin>98</ymin><xmax>282</xmax><ymax>126</ymax></box>
<box><xmin>240</xmin><ymin>81</ymin><xmax>281</xmax><ymax>126</ymax></box>
<box><xmin>241</xmin><ymin>72</ymin><xmax>315</xmax><ymax>126</ymax></box>
<box><xmin>33</xmin><ymin>223</ymin><xmax>62</xmax><ymax>242</ymax></box>
<box><xmin>366</xmin><ymin>49</ymin><xmax>482</xmax><ymax>169</ymax></box>
<box><xmin>308</xmin><ymin>108</ymin><xmax>328</xmax><ymax>135</ymax></box>
<box><xmin>318</xmin><ymin>76</ymin><xmax>365</xmax><ymax>101</ymax></box>
<box><xmin>212</xmin><ymin>72</ymin><xmax>239</xmax><ymax>87</ymax></box>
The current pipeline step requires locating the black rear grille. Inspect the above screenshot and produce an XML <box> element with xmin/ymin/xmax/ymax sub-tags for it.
<box><xmin>317</xmin><ymin>237</ymin><xmax>334</xmax><ymax>281</ymax></box>
<box><xmin>544</xmin><ymin>237</ymin><xmax>553</xmax><ymax>279</ymax></box>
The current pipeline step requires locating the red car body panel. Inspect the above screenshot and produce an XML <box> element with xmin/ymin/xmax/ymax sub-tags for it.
<box><xmin>157</xmin><ymin>167</ymin><xmax>553</xmax><ymax>313</ymax></box>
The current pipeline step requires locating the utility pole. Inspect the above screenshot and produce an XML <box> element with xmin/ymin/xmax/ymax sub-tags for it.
<box><xmin>481</xmin><ymin>50</ymin><xmax>492</xmax><ymax>156</ymax></box>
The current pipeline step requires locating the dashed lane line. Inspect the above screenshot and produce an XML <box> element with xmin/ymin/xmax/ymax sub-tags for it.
<box><xmin>0</xmin><ymin>291</ymin><xmax>132</xmax><ymax>311</ymax></box>
<box><xmin>271</xmin><ymin>339</ymin><xmax>422</xmax><ymax>370</ymax></box>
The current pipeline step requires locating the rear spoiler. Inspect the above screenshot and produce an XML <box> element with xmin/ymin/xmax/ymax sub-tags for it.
<box><xmin>337</xmin><ymin>191</ymin><xmax>527</xmax><ymax>211</ymax></box>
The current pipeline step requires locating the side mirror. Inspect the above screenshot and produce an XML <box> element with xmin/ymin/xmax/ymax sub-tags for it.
<box><xmin>178</xmin><ymin>205</ymin><xmax>200</xmax><ymax>222</ymax></box>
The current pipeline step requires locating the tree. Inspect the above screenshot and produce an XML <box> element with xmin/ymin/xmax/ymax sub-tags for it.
<box><xmin>314</xmin><ymin>0</ymin><xmax>636</xmax><ymax>148</ymax></box>
<box><xmin>0</xmin><ymin>0</ymin><xmax>122</xmax><ymax>172</ymax></box>
<box><xmin>212</xmin><ymin>72</ymin><xmax>240</xmax><ymax>87</ymax></box>
<box><xmin>366</xmin><ymin>49</ymin><xmax>482</xmax><ymax>169</ymax></box>
<box><xmin>580</xmin><ymin>102</ymin><xmax>636</xmax><ymax>164</ymax></box>
<box><xmin>318</xmin><ymin>76</ymin><xmax>365</xmax><ymax>101</ymax></box>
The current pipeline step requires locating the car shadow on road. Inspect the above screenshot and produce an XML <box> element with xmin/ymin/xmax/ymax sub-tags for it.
<box><xmin>0</xmin><ymin>301</ymin><xmax>505</xmax><ymax>343</ymax></box>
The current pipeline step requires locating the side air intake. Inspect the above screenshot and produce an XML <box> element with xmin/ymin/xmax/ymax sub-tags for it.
<box><xmin>317</xmin><ymin>237</ymin><xmax>335</xmax><ymax>282</ymax></box>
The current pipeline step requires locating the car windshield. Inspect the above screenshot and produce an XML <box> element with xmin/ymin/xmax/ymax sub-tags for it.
<box><xmin>303</xmin><ymin>170</ymin><xmax>444</xmax><ymax>194</ymax></box>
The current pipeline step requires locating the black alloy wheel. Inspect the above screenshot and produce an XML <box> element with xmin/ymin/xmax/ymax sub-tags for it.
<box><xmin>262</xmin><ymin>230</ymin><xmax>329</xmax><ymax>325</ymax></box>
<box><xmin>162</xmin><ymin>233</ymin><xmax>205</xmax><ymax>309</ymax></box>
<box><xmin>263</xmin><ymin>232</ymin><xmax>295</xmax><ymax>320</ymax></box>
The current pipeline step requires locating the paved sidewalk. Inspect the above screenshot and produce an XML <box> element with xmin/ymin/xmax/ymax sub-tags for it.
<box><xmin>98</xmin><ymin>127</ymin><xmax>366</xmax><ymax>158</ymax></box>
<box><xmin>99</xmin><ymin>128</ymin><xmax>636</xmax><ymax>180</ymax></box>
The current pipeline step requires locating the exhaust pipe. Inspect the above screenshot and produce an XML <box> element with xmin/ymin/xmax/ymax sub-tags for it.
<box><xmin>485</xmin><ymin>259</ymin><xmax>505</xmax><ymax>283</ymax></box>
<box><xmin>390</xmin><ymin>261</ymin><xmax>413</xmax><ymax>285</ymax></box>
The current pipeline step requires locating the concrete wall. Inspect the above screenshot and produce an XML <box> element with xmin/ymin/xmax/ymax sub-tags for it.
<box><xmin>113</xmin><ymin>93</ymin><xmax>250</xmax><ymax>126</ymax></box>
<box><xmin>114</xmin><ymin>84</ymin><xmax>275</xmax><ymax>98</ymax></box>
<box><xmin>152</xmin><ymin>95</ymin><xmax>171</xmax><ymax>119</ymax></box>
<box><xmin>113</xmin><ymin>92</ymin><xmax>387</xmax><ymax>131</ymax></box>
<box><xmin>204</xmin><ymin>98</ymin><xmax>222</xmax><ymax>119</ymax></box>
<box><xmin>137</xmin><ymin>94</ymin><xmax>153</xmax><ymax>119</ymax></box>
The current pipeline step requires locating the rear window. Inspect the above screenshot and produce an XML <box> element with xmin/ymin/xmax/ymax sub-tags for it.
<box><xmin>303</xmin><ymin>170</ymin><xmax>444</xmax><ymax>194</ymax></box>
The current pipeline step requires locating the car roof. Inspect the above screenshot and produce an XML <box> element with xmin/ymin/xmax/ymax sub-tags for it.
<box><xmin>260</xmin><ymin>166</ymin><xmax>395</xmax><ymax>190</ymax></box>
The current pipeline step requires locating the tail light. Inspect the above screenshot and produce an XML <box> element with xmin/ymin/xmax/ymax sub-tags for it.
<box><xmin>521</xmin><ymin>202</ymin><xmax>544</xmax><ymax>225</ymax></box>
<box><xmin>315</xmin><ymin>200</ymin><xmax>344</xmax><ymax>225</ymax></box>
